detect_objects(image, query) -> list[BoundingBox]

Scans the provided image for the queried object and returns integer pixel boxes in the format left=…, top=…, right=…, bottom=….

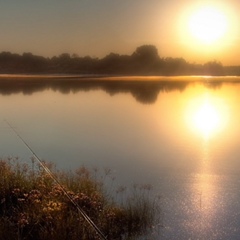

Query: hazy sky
left=1, top=0, right=240, bottom=65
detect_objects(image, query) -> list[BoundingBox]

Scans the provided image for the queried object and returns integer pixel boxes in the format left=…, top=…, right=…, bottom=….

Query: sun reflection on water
left=186, top=94, right=228, bottom=140
left=183, top=135, right=220, bottom=237
left=184, top=92, right=230, bottom=236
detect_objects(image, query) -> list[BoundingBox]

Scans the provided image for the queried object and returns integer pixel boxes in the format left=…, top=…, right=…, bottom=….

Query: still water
left=1, top=76, right=240, bottom=239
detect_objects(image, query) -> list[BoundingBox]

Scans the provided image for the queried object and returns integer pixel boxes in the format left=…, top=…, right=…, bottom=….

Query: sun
left=188, top=6, right=228, bottom=45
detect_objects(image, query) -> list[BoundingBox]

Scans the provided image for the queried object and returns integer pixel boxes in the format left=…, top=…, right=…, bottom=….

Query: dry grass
left=0, top=157, right=160, bottom=240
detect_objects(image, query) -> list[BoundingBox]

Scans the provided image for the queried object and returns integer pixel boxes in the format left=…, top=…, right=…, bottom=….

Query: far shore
left=0, top=74, right=240, bottom=83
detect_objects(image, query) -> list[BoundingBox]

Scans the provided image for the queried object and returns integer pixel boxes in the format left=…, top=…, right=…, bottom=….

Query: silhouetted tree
left=130, top=45, right=162, bottom=74
left=99, top=53, right=121, bottom=73
left=132, top=45, right=159, bottom=62
left=203, top=60, right=224, bottom=76
left=0, top=46, right=237, bottom=76
left=224, top=66, right=240, bottom=76
left=162, top=57, right=188, bottom=75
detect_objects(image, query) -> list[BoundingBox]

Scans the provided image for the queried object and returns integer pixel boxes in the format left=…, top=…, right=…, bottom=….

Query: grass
left=0, top=157, right=161, bottom=240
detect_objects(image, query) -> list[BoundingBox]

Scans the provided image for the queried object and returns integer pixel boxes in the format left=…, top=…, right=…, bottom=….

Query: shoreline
left=0, top=74, right=240, bottom=83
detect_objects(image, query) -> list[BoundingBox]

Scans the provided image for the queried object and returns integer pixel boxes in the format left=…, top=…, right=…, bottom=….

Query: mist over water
left=1, top=76, right=240, bottom=239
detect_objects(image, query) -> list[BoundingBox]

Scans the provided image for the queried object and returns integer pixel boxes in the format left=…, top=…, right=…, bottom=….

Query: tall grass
left=0, top=157, right=161, bottom=240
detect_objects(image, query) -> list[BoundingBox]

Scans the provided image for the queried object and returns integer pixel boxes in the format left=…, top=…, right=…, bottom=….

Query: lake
left=1, top=76, right=240, bottom=239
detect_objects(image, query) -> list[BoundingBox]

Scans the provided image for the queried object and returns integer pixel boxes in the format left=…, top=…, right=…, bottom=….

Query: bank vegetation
left=0, top=157, right=160, bottom=240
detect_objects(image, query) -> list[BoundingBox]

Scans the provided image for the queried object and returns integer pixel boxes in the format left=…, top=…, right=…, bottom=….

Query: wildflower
left=12, top=188, right=21, bottom=195
left=43, top=201, right=63, bottom=212
left=18, top=198, right=25, bottom=202
left=67, top=190, right=74, bottom=196
left=50, top=185, right=64, bottom=197
left=105, top=207, right=125, bottom=223
left=28, top=189, right=42, bottom=203
left=17, top=213, right=29, bottom=228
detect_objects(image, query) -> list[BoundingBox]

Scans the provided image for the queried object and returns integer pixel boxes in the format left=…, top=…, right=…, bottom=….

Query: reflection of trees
left=0, top=77, right=238, bottom=104
left=202, top=81, right=223, bottom=90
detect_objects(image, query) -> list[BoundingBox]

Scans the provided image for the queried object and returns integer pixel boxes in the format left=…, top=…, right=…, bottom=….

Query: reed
left=0, top=157, right=160, bottom=240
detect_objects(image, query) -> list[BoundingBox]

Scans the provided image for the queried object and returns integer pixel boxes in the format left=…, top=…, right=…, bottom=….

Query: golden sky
left=1, top=0, right=239, bottom=65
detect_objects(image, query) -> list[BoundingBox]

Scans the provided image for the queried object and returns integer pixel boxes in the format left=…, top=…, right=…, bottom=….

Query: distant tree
left=97, top=53, right=133, bottom=74
left=132, top=45, right=159, bottom=62
left=59, top=53, right=71, bottom=59
left=98, top=53, right=120, bottom=73
left=130, top=45, right=161, bottom=74
left=78, top=56, right=98, bottom=74
left=102, top=53, right=120, bottom=65
left=163, top=57, right=188, bottom=75
left=51, top=53, right=72, bottom=73
left=72, top=53, right=79, bottom=58
left=204, top=60, right=224, bottom=76
left=0, top=46, right=232, bottom=75
left=1, top=52, right=48, bottom=73
left=224, top=66, right=240, bottom=76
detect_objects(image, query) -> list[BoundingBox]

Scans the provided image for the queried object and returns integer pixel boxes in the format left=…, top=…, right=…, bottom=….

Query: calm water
left=1, top=76, right=240, bottom=239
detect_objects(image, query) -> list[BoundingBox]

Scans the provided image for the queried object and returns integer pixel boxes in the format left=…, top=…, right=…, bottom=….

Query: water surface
left=1, top=76, right=240, bottom=239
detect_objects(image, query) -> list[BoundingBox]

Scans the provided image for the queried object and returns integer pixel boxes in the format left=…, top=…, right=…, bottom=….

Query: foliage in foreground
left=0, top=158, right=160, bottom=240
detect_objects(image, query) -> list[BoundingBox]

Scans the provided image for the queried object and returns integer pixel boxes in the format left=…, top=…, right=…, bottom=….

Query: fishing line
left=4, top=119, right=107, bottom=240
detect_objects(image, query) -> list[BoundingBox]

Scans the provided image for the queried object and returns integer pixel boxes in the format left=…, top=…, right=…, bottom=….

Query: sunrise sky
left=1, top=0, right=240, bottom=65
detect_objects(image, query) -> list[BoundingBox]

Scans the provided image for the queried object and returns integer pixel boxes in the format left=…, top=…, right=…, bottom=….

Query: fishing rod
left=5, top=120, right=107, bottom=240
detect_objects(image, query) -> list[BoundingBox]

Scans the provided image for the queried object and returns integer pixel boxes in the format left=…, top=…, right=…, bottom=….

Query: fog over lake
left=1, top=76, right=240, bottom=239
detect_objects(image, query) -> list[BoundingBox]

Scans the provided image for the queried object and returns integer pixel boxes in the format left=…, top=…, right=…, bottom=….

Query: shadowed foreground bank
left=0, top=158, right=160, bottom=240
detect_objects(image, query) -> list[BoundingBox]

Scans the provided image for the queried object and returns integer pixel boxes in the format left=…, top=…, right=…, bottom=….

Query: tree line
left=0, top=45, right=239, bottom=76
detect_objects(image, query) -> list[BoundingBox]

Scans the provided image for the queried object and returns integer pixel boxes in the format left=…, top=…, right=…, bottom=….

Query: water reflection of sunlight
left=192, top=141, right=219, bottom=236
left=186, top=94, right=227, bottom=140
left=184, top=138, right=218, bottom=236
left=198, top=142, right=213, bottom=210
left=184, top=93, right=228, bottom=236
